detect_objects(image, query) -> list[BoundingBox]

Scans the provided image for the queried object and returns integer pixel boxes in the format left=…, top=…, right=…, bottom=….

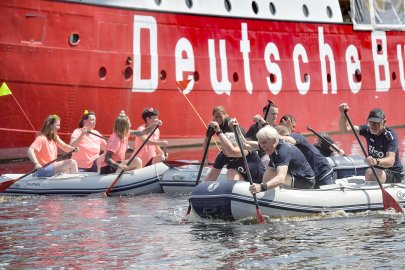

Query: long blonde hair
left=39, top=114, right=60, bottom=141
left=114, top=114, right=130, bottom=140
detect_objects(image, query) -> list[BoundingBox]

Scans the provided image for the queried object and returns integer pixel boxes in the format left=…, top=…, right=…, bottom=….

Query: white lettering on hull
left=293, top=43, right=310, bottom=95
left=345, top=44, right=361, bottom=94
left=396, top=44, right=405, bottom=91
left=131, top=16, right=403, bottom=97
left=240, top=23, right=253, bottom=94
left=372, top=31, right=390, bottom=92
left=208, top=39, right=231, bottom=95
left=265, top=42, right=282, bottom=95
left=319, top=27, right=337, bottom=94
left=175, top=38, right=195, bottom=94
left=133, top=15, right=158, bottom=92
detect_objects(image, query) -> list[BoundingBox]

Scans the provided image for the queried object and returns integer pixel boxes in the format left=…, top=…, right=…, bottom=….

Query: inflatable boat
left=0, top=163, right=169, bottom=196
left=189, top=177, right=405, bottom=221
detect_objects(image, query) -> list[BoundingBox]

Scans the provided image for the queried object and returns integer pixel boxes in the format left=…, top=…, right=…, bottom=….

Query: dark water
left=1, top=132, right=405, bottom=269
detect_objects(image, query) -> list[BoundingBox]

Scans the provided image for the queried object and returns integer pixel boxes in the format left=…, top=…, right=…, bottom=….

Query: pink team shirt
left=30, top=135, right=58, bottom=165
left=99, top=133, right=128, bottom=167
left=133, top=125, right=160, bottom=165
left=71, top=128, right=103, bottom=169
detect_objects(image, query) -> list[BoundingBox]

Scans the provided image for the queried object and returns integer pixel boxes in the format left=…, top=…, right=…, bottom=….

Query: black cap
left=367, top=108, right=385, bottom=122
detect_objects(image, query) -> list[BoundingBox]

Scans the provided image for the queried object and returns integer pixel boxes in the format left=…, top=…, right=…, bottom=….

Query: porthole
left=269, top=73, right=276, bottom=84
left=160, top=70, right=167, bottom=80
left=355, top=69, right=362, bottom=82
left=303, top=4, right=309, bottom=17
left=123, top=66, right=133, bottom=80
left=233, top=72, right=239, bottom=82
left=185, top=0, right=193, bottom=9
left=99, top=67, right=107, bottom=80
left=69, top=33, right=80, bottom=46
left=193, top=71, right=200, bottom=82
left=224, top=0, right=231, bottom=12
left=154, top=0, right=162, bottom=6
left=252, top=1, right=259, bottom=14
left=392, top=71, right=397, bottom=81
left=377, top=44, right=383, bottom=54
left=304, top=73, right=309, bottom=83
left=326, top=6, right=333, bottom=18
left=269, top=2, right=276, bottom=15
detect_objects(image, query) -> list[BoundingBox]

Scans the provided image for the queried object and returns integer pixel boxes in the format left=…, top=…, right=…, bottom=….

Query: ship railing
left=351, top=0, right=405, bottom=31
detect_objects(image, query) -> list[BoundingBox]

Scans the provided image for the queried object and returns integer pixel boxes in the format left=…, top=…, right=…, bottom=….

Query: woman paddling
left=99, top=111, right=162, bottom=174
left=204, top=119, right=264, bottom=183
left=70, top=110, right=107, bottom=172
left=27, top=114, right=79, bottom=177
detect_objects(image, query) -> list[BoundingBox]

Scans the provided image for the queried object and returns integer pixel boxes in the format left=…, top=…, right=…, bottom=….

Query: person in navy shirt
left=249, top=126, right=315, bottom=194
left=204, top=120, right=264, bottom=183
left=339, top=103, right=404, bottom=183
left=275, top=124, right=335, bottom=188
left=313, top=132, right=345, bottom=157
left=245, top=103, right=279, bottom=166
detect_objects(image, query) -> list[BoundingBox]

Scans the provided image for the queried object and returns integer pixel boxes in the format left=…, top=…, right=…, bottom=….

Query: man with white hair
left=249, top=126, right=316, bottom=194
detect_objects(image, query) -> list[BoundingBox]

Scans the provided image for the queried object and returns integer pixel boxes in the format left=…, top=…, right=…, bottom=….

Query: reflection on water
left=1, top=194, right=405, bottom=269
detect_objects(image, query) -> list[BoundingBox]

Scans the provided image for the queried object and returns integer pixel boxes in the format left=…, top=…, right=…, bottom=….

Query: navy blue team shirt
left=359, top=125, right=403, bottom=173
left=290, top=133, right=334, bottom=181
left=268, top=140, right=315, bottom=180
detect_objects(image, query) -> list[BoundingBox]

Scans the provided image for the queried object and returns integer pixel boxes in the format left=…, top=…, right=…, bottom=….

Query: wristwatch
left=376, top=158, right=380, bottom=166
left=260, top=183, right=267, bottom=192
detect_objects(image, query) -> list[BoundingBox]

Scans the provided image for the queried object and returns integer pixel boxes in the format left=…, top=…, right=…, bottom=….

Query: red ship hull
left=1, top=0, right=404, bottom=159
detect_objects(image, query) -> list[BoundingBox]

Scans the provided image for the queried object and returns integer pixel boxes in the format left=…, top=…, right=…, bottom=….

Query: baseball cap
left=367, top=108, right=385, bottom=122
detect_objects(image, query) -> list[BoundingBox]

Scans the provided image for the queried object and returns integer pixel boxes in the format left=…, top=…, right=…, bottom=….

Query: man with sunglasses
left=339, top=103, right=404, bottom=183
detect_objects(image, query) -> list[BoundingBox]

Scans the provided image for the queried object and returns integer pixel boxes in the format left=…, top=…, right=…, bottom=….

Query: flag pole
left=1, top=82, right=36, bottom=132
left=176, top=80, right=221, bottom=151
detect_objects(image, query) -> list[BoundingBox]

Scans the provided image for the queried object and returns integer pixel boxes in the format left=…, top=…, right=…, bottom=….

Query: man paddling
left=249, top=126, right=316, bottom=194
left=338, top=103, right=404, bottom=183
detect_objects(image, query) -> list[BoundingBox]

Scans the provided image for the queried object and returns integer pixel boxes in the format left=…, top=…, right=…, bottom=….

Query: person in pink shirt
left=70, top=110, right=107, bottom=172
left=99, top=111, right=162, bottom=174
left=27, top=114, right=79, bottom=177
left=133, top=107, right=168, bottom=167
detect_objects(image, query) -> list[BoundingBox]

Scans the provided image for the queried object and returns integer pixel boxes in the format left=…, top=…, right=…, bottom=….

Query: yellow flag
left=0, top=82, right=12, bottom=97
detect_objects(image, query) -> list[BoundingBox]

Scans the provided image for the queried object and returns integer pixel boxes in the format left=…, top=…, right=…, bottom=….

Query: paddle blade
left=256, top=209, right=266, bottom=224
left=186, top=204, right=192, bottom=215
left=0, top=179, right=18, bottom=192
left=382, top=189, right=404, bottom=213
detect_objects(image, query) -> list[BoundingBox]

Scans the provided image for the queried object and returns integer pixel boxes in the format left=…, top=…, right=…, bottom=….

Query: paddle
left=233, top=124, right=266, bottom=224
left=104, top=125, right=159, bottom=196
left=87, top=130, right=108, bottom=141
left=263, top=100, right=273, bottom=124
left=163, top=160, right=214, bottom=168
left=0, top=149, right=76, bottom=192
left=87, top=130, right=134, bottom=152
left=186, top=127, right=214, bottom=215
left=343, top=110, right=403, bottom=213
left=307, top=126, right=344, bottom=155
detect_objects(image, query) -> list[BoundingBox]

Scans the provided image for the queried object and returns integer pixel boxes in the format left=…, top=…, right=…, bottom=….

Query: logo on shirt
left=237, top=166, right=246, bottom=174
left=368, top=145, right=384, bottom=158
left=207, top=182, right=220, bottom=192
